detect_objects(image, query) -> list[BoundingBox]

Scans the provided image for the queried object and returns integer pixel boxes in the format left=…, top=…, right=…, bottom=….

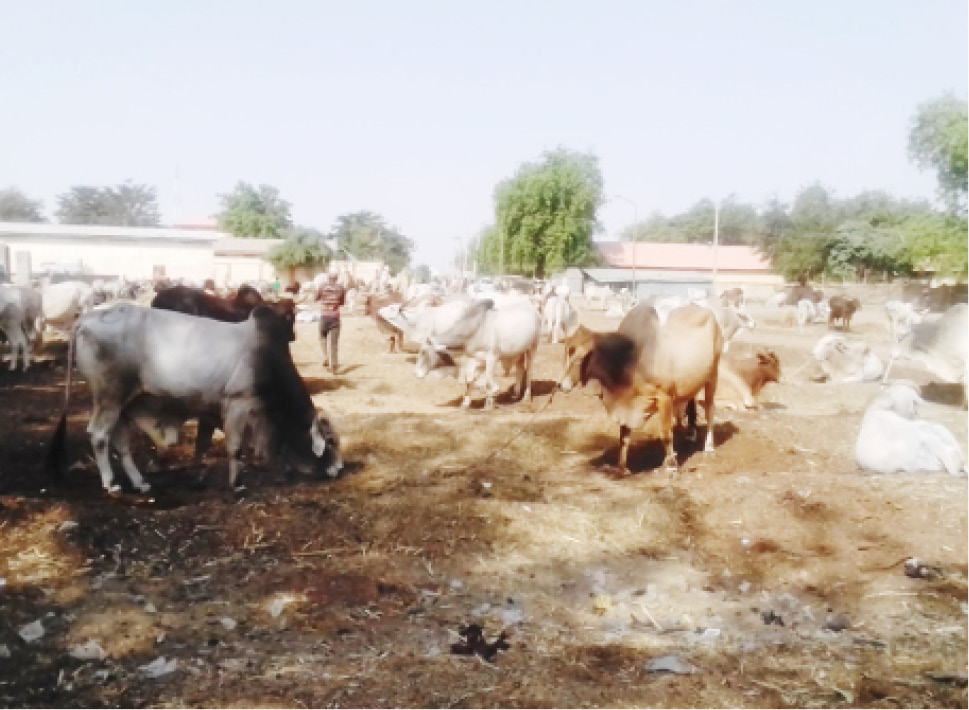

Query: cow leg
left=111, top=422, right=151, bottom=493
left=195, top=419, right=215, bottom=459
left=483, top=354, right=499, bottom=410
left=223, top=402, right=249, bottom=491
left=522, top=350, right=533, bottom=402
left=701, top=378, right=717, bottom=454
left=656, top=393, right=677, bottom=471
left=618, top=424, right=632, bottom=473
left=88, top=408, right=123, bottom=493
left=684, top=399, right=698, bottom=442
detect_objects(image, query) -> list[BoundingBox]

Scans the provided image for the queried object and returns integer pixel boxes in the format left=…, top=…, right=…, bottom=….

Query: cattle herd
left=0, top=273, right=966, bottom=495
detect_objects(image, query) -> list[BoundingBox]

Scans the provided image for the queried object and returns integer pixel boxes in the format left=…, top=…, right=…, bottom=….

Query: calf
left=716, top=349, right=781, bottom=409
left=49, top=304, right=341, bottom=493
left=828, top=296, right=861, bottom=331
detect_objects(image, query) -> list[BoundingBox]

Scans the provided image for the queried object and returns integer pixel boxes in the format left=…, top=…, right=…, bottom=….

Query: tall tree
left=908, top=94, right=968, bottom=215
left=55, top=182, right=160, bottom=226
left=266, top=226, right=332, bottom=270
left=0, top=187, right=45, bottom=222
left=330, top=211, right=413, bottom=274
left=494, top=147, right=604, bottom=277
left=217, top=182, right=293, bottom=238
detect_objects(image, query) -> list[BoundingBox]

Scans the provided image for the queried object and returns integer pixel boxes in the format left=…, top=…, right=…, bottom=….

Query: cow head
left=415, top=338, right=455, bottom=379
left=304, top=411, right=343, bottom=478
left=560, top=326, right=598, bottom=392
left=754, top=349, right=781, bottom=387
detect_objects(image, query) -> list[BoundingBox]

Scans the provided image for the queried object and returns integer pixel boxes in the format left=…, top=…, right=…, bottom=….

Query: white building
left=0, top=222, right=281, bottom=286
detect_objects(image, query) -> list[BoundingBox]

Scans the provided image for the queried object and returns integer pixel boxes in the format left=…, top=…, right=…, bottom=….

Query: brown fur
left=716, top=349, right=781, bottom=409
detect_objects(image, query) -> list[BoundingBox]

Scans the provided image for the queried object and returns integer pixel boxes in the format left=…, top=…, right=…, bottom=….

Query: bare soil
left=0, top=302, right=966, bottom=708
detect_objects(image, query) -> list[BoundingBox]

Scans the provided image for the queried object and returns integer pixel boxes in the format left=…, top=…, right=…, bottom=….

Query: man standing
left=316, top=272, right=346, bottom=374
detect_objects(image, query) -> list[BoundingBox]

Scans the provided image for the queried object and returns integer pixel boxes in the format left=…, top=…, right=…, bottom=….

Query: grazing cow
left=885, top=300, right=927, bottom=346
left=42, top=281, right=94, bottom=330
left=887, top=303, right=967, bottom=403
left=571, top=304, right=723, bottom=472
left=855, top=383, right=965, bottom=476
left=828, top=296, right=861, bottom=331
left=152, top=284, right=296, bottom=341
left=720, top=288, right=745, bottom=308
left=49, top=304, right=341, bottom=493
left=811, top=334, right=884, bottom=383
left=410, top=299, right=541, bottom=410
left=715, top=349, right=781, bottom=410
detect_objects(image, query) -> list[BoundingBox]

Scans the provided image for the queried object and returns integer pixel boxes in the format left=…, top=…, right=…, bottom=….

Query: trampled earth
left=0, top=302, right=966, bottom=708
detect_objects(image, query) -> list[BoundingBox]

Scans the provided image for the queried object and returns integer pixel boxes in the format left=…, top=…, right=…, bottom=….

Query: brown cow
left=570, top=304, right=723, bottom=473
left=828, top=295, right=861, bottom=331
left=715, top=349, right=781, bottom=409
left=720, top=287, right=745, bottom=308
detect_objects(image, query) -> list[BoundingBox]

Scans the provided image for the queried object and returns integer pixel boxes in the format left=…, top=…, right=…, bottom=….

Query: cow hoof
left=136, top=483, right=152, bottom=493
left=704, top=444, right=715, bottom=454
left=460, top=397, right=471, bottom=409
left=105, top=484, right=122, bottom=495
left=325, top=464, right=341, bottom=478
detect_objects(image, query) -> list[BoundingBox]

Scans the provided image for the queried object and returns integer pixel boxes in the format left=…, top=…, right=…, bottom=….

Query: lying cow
left=811, top=334, right=883, bottom=383
left=152, top=284, right=297, bottom=341
left=569, top=304, right=722, bottom=473
left=855, top=383, right=965, bottom=476
left=49, top=304, right=341, bottom=493
left=715, top=349, right=781, bottom=410
left=407, top=299, right=541, bottom=410
left=886, top=303, right=966, bottom=405
left=828, top=295, right=861, bottom=331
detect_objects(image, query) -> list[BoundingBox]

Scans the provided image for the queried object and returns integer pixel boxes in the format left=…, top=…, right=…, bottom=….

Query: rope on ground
left=478, top=370, right=571, bottom=466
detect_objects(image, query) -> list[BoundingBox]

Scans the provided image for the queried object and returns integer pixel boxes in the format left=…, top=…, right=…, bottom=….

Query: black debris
left=761, top=610, right=785, bottom=626
left=450, top=623, right=510, bottom=662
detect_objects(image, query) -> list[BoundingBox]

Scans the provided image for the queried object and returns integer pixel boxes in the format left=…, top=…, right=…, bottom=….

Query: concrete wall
left=213, top=257, right=277, bottom=287
left=2, top=235, right=216, bottom=282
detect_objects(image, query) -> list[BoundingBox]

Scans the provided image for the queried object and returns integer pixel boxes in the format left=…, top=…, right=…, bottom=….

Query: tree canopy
left=55, top=182, right=160, bottom=226
left=908, top=94, right=968, bottom=215
left=330, top=211, right=414, bottom=274
left=266, top=226, right=332, bottom=270
left=478, top=148, right=603, bottom=277
left=0, top=187, right=45, bottom=223
left=217, top=182, right=293, bottom=238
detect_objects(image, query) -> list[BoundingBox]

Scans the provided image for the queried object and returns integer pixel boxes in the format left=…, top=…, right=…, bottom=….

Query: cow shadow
left=303, top=376, right=357, bottom=394
left=920, top=382, right=966, bottom=407
left=588, top=422, right=740, bottom=475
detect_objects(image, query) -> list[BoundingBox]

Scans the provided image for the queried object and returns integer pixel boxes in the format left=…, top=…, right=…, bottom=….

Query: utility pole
left=612, top=194, right=639, bottom=296
left=712, top=199, right=720, bottom=289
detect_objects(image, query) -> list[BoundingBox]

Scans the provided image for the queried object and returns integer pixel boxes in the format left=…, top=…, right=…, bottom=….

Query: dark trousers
left=320, top=316, right=341, bottom=372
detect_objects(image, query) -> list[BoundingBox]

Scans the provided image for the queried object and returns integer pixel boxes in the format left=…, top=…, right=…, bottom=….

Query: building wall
left=1, top=235, right=216, bottom=281
left=213, top=257, right=277, bottom=287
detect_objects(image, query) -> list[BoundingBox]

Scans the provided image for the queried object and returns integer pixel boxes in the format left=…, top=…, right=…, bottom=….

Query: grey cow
left=49, top=303, right=341, bottom=493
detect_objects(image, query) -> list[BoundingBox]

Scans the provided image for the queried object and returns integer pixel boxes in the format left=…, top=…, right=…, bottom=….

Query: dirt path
left=0, top=304, right=965, bottom=707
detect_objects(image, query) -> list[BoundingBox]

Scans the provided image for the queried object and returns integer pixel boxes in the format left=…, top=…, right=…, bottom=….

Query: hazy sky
left=2, top=1, right=966, bottom=270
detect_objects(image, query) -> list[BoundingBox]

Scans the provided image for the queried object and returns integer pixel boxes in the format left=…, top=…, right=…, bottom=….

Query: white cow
left=409, top=299, right=541, bottom=410
left=543, top=293, right=579, bottom=343
left=812, top=334, right=884, bottom=383
left=0, top=285, right=44, bottom=370
left=42, top=281, right=95, bottom=331
left=855, top=383, right=966, bottom=476
left=583, top=283, right=613, bottom=309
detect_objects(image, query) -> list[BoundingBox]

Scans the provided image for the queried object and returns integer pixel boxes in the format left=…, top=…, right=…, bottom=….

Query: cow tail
left=45, top=321, right=78, bottom=482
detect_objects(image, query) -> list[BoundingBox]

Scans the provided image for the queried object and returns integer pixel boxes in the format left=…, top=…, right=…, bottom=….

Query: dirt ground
left=0, top=299, right=966, bottom=708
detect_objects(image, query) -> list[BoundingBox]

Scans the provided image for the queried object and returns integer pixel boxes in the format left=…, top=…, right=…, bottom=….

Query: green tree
left=898, top=212, right=968, bottom=277
left=413, top=264, right=432, bottom=283
left=217, top=182, right=293, bottom=238
left=266, top=226, right=331, bottom=270
left=0, top=187, right=45, bottom=222
left=908, top=94, right=968, bottom=215
left=55, top=182, right=160, bottom=226
left=330, top=211, right=413, bottom=274
left=494, top=147, right=604, bottom=277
